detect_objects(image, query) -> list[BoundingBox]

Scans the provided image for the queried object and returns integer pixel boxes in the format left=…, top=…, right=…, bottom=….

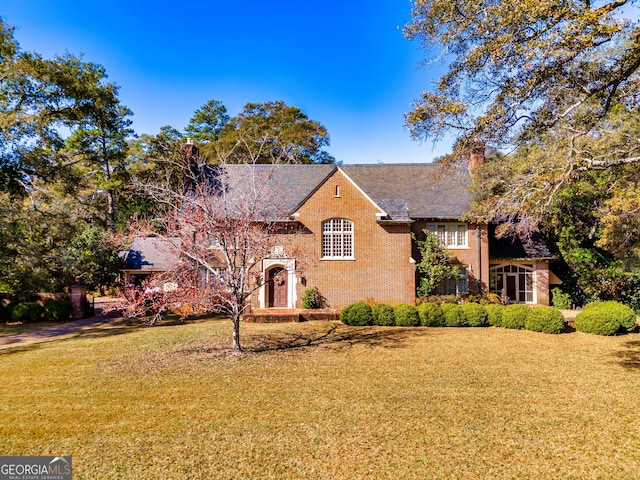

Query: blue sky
left=3, top=0, right=452, bottom=164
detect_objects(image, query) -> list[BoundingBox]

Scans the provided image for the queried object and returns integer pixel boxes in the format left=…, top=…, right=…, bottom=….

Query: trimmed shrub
left=372, top=304, right=396, bottom=326
left=485, top=304, right=504, bottom=327
left=11, top=302, right=43, bottom=323
left=418, top=302, right=444, bottom=327
left=525, top=306, right=565, bottom=334
left=44, top=299, right=73, bottom=322
left=301, top=286, right=323, bottom=309
left=441, top=303, right=467, bottom=327
left=340, top=303, right=373, bottom=326
left=551, top=287, right=572, bottom=310
left=574, top=301, right=637, bottom=336
left=501, top=305, right=530, bottom=330
left=395, top=304, right=420, bottom=327
left=460, top=302, right=488, bottom=327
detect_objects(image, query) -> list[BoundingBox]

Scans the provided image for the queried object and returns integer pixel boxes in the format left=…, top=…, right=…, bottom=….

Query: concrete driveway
left=0, top=297, right=121, bottom=350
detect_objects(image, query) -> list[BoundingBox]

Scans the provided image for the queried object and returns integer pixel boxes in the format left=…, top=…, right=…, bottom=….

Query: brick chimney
left=181, top=138, right=200, bottom=193
left=468, top=139, right=485, bottom=172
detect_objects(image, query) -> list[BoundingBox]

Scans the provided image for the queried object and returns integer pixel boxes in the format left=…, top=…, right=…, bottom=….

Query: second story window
left=322, top=218, right=354, bottom=259
left=426, top=223, right=468, bottom=248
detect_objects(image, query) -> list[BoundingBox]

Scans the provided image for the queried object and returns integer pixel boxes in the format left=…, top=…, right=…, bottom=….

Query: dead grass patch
left=1, top=320, right=640, bottom=479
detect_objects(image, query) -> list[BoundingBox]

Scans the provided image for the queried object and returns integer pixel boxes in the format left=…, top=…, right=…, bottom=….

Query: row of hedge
left=340, top=302, right=566, bottom=334
left=340, top=301, right=639, bottom=336
left=1, top=300, right=73, bottom=323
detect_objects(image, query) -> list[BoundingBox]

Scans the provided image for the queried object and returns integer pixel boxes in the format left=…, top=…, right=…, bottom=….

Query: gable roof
left=200, top=163, right=472, bottom=221
left=340, top=164, right=472, bottom=220
left=120, top=237, right=181, bottom=271
left=488, top=224, right=552, bottom=260
left=201, top=164, right=334, bottom=217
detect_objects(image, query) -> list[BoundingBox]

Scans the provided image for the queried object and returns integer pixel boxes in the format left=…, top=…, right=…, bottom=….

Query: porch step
left=243, top=308, right=340, bottom=323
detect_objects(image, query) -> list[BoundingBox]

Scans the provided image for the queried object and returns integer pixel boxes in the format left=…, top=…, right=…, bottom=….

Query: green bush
left=340, top=303, right=373, bottom=326
left=501, top=305, right=530, bottom=330
left=525, top=306, right=565, bottom=334
left=419, top=295, right=457, bottom=305
left=372, top=304, right=396, bottom=326
left=417, top=302, right=444, bottom=327
left=301, top=286, right=323, bottom=309
left=394, top=304, right=420, bottom=327
left=11, top=302, right=43, bottom=323
left=551, top=287, right=572, bottom=310
left=485, top=304, right=504, bottom=327
left=460, top=302, right=488, bottom=327
left=441, top=303, right=467, bottom=327
left=574, top=301, right=637, bottom=336
left=44, top=299, right=73, bottom=322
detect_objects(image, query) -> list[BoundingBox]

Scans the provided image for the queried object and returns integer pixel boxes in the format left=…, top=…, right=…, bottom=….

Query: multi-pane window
left=489, top=264, right=535, bottom=304
left=322, top=218, right=354, bottom=258
left=436, top=267, right=468, bottom=295
left=426, top=223, right=468, bottom=248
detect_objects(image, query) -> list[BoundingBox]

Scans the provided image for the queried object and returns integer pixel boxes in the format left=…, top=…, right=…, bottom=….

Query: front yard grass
left=1, top=319, right=640, bottom=479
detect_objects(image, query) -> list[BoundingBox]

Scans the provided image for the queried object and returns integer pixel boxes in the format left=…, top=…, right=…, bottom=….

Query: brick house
left=122, top=158, right=555, bottom=310
left=197, top=162, right=553, bottom=310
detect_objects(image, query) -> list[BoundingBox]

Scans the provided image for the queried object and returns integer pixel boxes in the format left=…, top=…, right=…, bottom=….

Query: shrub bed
left=394, top=304, right=420, bottom=327
left=485, top=304, right=504, bottom=327
left=574, top=301, right=637, bottom=336
left=501, top=305, right=530, bottom=330
left=11, top=302, right=43, bottom=323
left=460, top=303, right=488, bottom=327
left=340, top=303, right=373, bottom=326
left=525, top=306, right=565, bottom=334
left=372, top=304, right=395, bottom=326
left=417, top=302, right=444, bottom=327
left=441, top=303, right=467, bottom=327
left=44, top=299, right=73, bottom=322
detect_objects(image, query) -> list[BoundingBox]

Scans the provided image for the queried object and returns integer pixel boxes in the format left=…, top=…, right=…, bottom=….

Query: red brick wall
left=411, top=222, right=490, bottom=294
left=292, top=169, right=415, bottom=308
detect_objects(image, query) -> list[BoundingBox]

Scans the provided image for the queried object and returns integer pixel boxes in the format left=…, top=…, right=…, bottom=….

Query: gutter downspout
left=477, top=225, right=483, bottom=292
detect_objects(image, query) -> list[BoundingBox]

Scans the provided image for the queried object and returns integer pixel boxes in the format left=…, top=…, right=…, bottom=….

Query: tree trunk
left=232, top=314, right=242, bottom=353
left=106, top=188, right=116, bottom=233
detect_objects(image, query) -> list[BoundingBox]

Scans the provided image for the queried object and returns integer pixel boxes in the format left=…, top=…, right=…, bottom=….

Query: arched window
left=322, top=218, right=354, bottom=259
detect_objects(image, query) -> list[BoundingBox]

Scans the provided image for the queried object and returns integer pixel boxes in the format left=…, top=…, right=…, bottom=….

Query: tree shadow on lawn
left=177, top=323, right=439, bottom=357
left=0, top=314, right=227, bottom=356
left=612, top=340, right=640, bottom=370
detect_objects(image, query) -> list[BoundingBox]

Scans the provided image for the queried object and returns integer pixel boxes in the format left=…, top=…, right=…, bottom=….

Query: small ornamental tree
left=115, top=141, right=307, bottom=353
left=415, top=230, right=461, bottom=297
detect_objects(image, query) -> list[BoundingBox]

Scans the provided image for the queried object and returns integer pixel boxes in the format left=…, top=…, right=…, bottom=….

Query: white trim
left=426, top=222, right=469, bottom=248
left=489, top=262, right=537, bottom=304
left=260, top=258, right=297, bottom=309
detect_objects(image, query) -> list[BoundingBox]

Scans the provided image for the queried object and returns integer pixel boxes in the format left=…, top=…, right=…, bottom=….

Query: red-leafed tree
left=117, top=141, right=304, bottom=353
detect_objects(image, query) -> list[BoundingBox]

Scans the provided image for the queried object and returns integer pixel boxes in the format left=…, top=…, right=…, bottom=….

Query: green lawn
left=1, top=319, right=640, bottom=479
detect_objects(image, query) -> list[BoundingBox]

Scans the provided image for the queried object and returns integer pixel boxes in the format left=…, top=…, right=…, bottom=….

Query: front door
left=268, top=267, right=288, bottom=308
left=506, top=275, right=517, bottom=303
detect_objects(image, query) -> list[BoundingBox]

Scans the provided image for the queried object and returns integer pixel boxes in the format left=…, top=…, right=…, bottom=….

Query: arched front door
left=268, top=267, right=288, bottom=308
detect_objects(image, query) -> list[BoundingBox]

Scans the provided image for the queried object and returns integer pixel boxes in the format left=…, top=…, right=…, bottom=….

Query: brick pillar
left=70, top=277, right=86, bottom=319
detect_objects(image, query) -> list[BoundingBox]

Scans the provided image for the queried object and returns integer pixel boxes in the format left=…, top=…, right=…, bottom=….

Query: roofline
left=290, top=166, right=387, bottom=217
